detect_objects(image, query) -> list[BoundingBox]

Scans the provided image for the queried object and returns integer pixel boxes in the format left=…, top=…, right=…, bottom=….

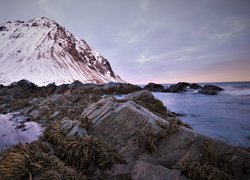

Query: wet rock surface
left=0, top=80, right=248, bottom=180
left=143, top=82, right=224, bottom=95
left=199, top=85, right=224, bottom=95
left=144, top=83, right=165, bottom=92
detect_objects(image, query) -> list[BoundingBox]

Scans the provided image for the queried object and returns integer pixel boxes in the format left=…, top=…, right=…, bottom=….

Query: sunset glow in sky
left=0, top=0, right=250, bottom=84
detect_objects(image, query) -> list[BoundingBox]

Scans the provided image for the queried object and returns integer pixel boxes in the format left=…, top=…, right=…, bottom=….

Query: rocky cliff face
left=0, top=17, right=124, bottom=85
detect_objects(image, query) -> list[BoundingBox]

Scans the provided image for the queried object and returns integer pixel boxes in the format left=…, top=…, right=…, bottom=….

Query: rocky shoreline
left=0, top=80, right=249, bottom=179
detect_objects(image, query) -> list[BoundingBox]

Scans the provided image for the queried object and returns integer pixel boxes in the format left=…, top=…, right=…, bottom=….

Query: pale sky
left=0, top=0, right=250, bottom=84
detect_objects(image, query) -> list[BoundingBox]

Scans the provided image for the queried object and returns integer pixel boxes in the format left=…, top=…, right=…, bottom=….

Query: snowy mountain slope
left=0, top=17, right=125, bottom=86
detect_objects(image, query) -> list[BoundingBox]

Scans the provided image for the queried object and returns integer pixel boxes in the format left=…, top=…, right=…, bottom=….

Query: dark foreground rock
left=199, top=85, right=224, bottom=95
left=0, top=81, right=249, bottom=180
left=144, top=83, right=165, bottom=92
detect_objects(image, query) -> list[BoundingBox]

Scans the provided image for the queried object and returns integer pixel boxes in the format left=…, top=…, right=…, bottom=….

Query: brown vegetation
left=178, top=140, right=234, bottom=179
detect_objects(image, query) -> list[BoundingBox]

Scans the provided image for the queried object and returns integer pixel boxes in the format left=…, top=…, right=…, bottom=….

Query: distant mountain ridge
left=0, top=17, right=125, bottom=86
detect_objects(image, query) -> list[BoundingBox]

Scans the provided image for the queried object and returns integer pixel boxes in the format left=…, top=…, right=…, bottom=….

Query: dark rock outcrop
left=190, top=83, right=202, bottom=90
left=10, top=79, right=37, bottom=89
left=164, top=82, right=202, bottom=93
left=165, top=82, right=190, bottom=92
left=199, top=85, right=224, bottom=95
left=124, top=90, right=170, bottom=119
left=144, top=83, right=165, bottom=92
left=99, top=83, right=142, bottom=95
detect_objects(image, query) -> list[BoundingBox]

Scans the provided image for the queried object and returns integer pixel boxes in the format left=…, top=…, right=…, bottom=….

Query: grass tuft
left=41, top=121, right=126, bottom=174
left=178, top=140, right=234, bottom=179
left=179, top=161, right=233, bottom=180
left=0, top=141, right=81, bottom=180
left=135, top=120, right=179, bottom=153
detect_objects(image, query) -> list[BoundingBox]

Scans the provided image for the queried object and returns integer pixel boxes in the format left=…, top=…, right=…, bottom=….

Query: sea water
left=153, top=82, right=250, bottom=147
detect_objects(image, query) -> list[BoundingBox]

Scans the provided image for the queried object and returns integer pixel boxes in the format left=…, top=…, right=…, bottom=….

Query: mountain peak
left=0, top=17, right=57, bottom=31
left=28, top=17, right=57, bottom=26
left=0, top=18, right=125, bottom=86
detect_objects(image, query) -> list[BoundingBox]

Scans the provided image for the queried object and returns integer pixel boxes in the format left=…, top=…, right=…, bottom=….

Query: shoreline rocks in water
left=144, top=83, right=165, bottom=92
left=199, top=84, right=224, bottom=95
left=143, top=82, right=224, bottom=95
left=0, top=80, right=248, bottom=179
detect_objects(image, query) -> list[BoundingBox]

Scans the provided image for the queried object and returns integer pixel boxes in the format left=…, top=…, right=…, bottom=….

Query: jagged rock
left=61, top=118, right=88, bottom=138
left=54, top=84, right=69, bottom=94
left=10, top=79, right=37, bottom=89
left=190, top=83, right=202, bottom=90
left=28, top=109, right=40, bottom=119
left=199, top=85, right=224, bottom=95
left=124, top=90, right=170, bottom=118
left=132, top=160, right=187, bottom=180
left=124, top=90, right=154, bottom=99
left=165, top=82, right=190, bottom=92
left=100, top=83, right=142, bottom=95
left=48, top=94, right=70, bottom=105
left=29, top=97, right=42, bottom=104
left=67, top=80, right=84, bottom=89
left=144, top=83, right=165, bottom=92
left=164, top=82, right=202, bottom=93
left=39, top=82, right=57, bottom=96
left=50, top=111, right=60, bottom=119
left=82, top=96, right=168, bottom=148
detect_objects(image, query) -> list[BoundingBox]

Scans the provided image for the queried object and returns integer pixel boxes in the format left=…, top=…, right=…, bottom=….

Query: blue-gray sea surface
left=153, top=82, right=250, bottom=147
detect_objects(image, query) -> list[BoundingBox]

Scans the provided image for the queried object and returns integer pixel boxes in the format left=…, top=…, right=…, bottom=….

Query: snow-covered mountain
left=0, top=17, right=125, bottom=86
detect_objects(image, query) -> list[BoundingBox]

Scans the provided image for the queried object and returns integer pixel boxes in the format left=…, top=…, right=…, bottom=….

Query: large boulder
left=10, top=79, right=37, bottom=89
left=132, top=160, right=187, bottom=180
left=144, top=83, right=165, bottom=92
left=100, top=83, right=142, bottom=95
left=165, top=82, right=190, bottom=92
left=61, top=118, right=88, bottom=138
left=189, top=83, right=202, bottom=90
left=124, top=90, right=170, bottom=118
left=199, top=85, right=224, bottom=95
left=164, top=82, right=202, bottom=93
left=48, top=94, right=70, bottom=105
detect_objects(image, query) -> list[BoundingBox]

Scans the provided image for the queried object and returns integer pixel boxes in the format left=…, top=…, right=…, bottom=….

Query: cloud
left=140, top=0, right=150, bottom=11
left=135, top=47, right=197, bottom=63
